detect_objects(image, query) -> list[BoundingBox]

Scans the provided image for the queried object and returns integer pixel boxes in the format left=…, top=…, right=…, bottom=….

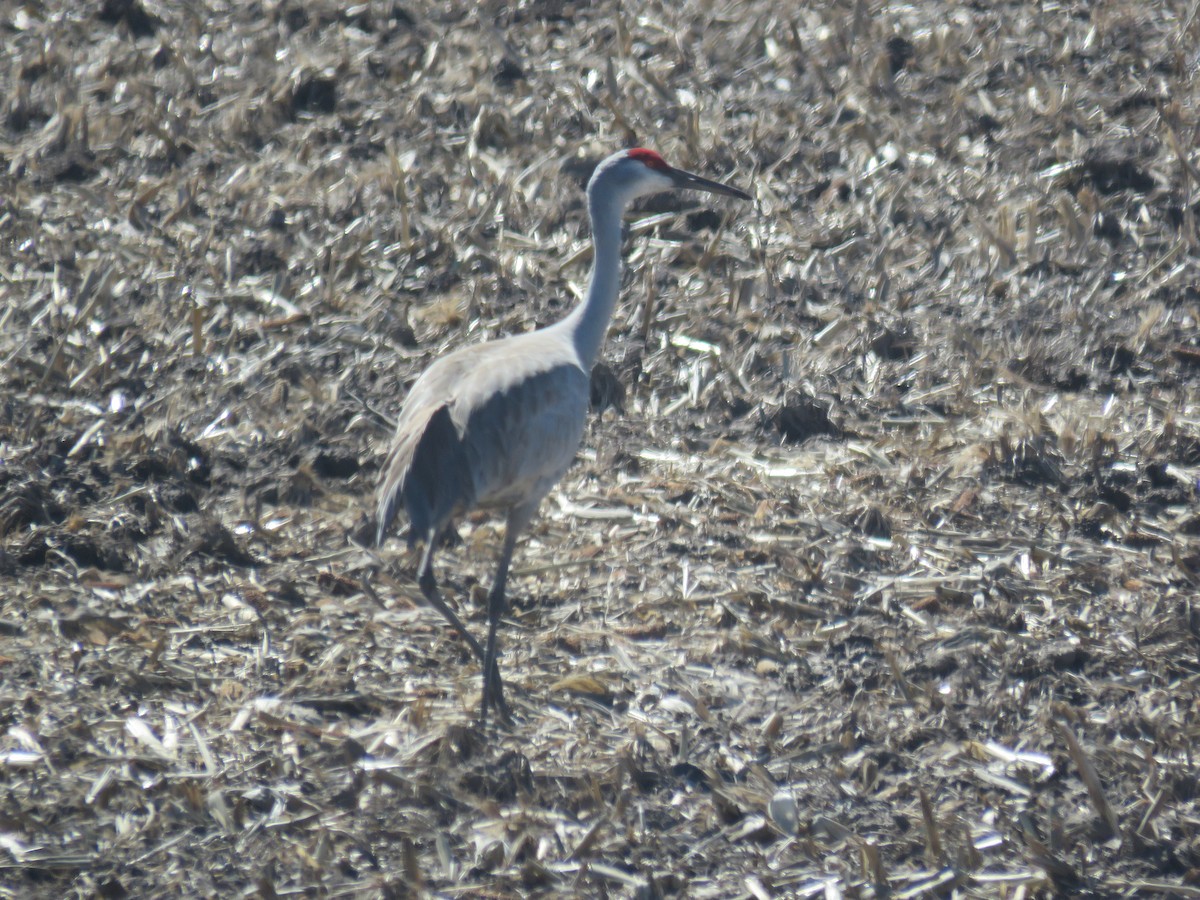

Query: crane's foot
left=478, top=664, right=513, bottom=729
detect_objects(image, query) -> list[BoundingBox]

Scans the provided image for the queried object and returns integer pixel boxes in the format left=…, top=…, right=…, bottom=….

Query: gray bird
left=376, top=147, right=750, bottom=726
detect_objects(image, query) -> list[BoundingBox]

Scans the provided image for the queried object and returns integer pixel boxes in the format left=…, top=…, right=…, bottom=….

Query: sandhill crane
left=376, top=147, right=750, bottom=727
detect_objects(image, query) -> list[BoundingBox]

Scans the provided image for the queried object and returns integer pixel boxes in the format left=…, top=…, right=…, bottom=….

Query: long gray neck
left=561, top=186, right=625, bottom=370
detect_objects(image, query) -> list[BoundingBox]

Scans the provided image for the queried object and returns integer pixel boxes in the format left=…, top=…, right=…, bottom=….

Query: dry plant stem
left=918, top=788, right=943, bottom=863
left=1052, top=717, right=1122, bottom=840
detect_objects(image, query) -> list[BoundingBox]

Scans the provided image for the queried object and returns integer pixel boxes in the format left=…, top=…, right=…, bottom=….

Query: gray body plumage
left=376, top=326, right=589, bottom=548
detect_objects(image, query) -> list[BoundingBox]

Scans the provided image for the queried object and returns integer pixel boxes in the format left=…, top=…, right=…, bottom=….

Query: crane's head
left=589, top=147, right=751, bottom=205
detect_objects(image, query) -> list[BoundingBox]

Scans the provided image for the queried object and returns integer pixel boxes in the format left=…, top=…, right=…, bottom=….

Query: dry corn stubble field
left=3, top=0, right=1200, bottom=896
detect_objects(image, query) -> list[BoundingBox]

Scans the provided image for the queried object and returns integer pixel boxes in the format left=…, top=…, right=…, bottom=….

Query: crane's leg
left=415, top=532, right=511, bottom=722
left=480, top=509, right=529, bottom=729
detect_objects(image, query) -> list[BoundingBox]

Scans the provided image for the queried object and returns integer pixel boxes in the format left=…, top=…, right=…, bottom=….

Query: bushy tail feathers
left=375, top=404, right=467, bottom=548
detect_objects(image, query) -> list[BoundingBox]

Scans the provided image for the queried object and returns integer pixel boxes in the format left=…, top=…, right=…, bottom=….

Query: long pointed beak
left=669, top=165, right=751, bottom=201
